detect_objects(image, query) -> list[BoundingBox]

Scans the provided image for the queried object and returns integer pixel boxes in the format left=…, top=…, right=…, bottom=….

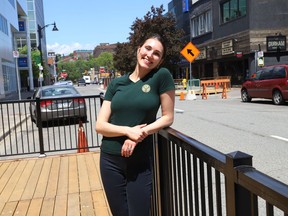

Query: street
left=172, top=89, right=288, bottom=185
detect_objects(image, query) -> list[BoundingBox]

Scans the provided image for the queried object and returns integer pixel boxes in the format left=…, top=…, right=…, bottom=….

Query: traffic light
left=258, top=56, right=264, bottom=67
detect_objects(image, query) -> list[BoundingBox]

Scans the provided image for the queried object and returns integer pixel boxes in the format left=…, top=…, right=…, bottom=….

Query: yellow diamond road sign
left=180, top=42, right=200, bottom=63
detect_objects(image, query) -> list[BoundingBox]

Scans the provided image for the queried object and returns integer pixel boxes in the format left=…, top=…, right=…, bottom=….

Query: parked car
left=83, top=76, right=91, bottom=84
left=241, top=64, right=288, bottom=105
left=77, top=78, right=86, bottom=86
left=29, top=85, right=87, bottom=125
left=53, top=80, right=73, bottom=86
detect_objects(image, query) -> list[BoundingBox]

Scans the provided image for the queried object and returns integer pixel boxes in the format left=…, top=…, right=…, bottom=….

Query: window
left=0, top=14, right=8, bottom=35
left=191, top=10, right=212, bottom=37
left=260, top=68, right=273, bottom=80
left=221, top=0, right=246, bottom=23
left=273, top=67, right=286, bottom=79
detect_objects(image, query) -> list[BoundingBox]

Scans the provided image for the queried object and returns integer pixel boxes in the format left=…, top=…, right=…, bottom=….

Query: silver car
left=29, top=85, right=87, bottom=125
left=53, top=80, right=73, bottom=86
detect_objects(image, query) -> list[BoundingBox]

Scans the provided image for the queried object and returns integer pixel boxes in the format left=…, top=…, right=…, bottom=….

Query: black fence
left=1, top=95, right=288, bottom=215
left=151, top=128, right=288, bottom=216
left=0, top=94, right=102, bottom=158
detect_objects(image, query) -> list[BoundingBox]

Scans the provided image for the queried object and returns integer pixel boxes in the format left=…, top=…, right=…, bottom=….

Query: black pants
left=100, top=151, right=153, bottom=216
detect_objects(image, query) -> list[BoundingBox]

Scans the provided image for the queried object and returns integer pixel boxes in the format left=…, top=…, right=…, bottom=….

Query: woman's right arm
left=95, top=100, right=147, bottom=141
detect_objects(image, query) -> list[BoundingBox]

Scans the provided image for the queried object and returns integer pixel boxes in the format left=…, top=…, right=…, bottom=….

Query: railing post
left=99, top=92, right=104, bottom=106
left=36, top=97, right=46, bottom=157
left=156, top=133, right=173, bottom=216
left=225, top=151, right=253, bottom=216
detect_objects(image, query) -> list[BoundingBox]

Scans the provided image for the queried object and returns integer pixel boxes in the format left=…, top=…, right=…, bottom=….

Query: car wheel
left=272, top=90, right=284, bottom=105
left=241, top=89, right=251, bottom=102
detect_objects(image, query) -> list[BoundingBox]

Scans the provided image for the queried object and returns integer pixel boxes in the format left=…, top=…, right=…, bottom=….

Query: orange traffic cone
left=180, top=92, right=185, bottom=100
left=77, top=121, right=89, bottom=153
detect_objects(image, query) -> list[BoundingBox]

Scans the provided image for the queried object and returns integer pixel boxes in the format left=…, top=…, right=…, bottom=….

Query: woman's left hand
left=121, top=139, right=137, bottom=157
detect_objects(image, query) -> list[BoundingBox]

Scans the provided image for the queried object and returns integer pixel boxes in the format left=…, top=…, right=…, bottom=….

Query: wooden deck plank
left=80, top=191, right=95, bottom=216
left=68, top=156, right=79, bottom=194
left=53, top=195, right=67, bottom=216
left=57, top=156, right=69, bottom=196
left=86, top=154, right=102, bottom=191
left=67, top=193, right=80, bottom=216
left=0, top=152, right=111, bottom=216
left=9, top=159, right=36, bottom=202
left=1, top=201, right=17, bottom=215
left=0, top=161, right=19, bottom=194
left=0, top=160, right=27, bottom=203
left=0, top=162, right=10, bottom=178
left=77, top=154, right=91, bottom=192
left=34, top=158, right=52, bottom=199
left=40, top=197, right=55, bottom=216
left=45, top=157, right=60, bottom=198
left=14, top=199, right=30, bottom=216
left=26, top=198, right=42, bottom=216
left=21, top=159, right=44, bottom=200
left=92, top=190, right=111, bottom=216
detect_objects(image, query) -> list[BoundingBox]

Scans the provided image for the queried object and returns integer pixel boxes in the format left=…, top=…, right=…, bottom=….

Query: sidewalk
left=0, top=90, right=34, bottom=102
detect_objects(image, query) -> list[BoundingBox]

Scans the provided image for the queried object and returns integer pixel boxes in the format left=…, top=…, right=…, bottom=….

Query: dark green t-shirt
left=101, top=67, right=175, bottom=155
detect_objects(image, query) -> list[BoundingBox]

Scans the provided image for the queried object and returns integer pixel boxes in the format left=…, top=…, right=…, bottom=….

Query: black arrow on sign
left=187, top=49, right=194, bottom=56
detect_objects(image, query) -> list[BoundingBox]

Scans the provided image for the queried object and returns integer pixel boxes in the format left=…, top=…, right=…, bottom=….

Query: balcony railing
left=1, top=95, right=287, bottom=215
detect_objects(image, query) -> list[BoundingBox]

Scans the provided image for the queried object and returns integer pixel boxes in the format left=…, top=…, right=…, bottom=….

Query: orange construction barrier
left=201, top=84, right=208, bottom=99
left=179, top=92, right=185, bottom=100
left=222, top=82, right=227, bottom=99
left=77, top=121, right=89, bottom=153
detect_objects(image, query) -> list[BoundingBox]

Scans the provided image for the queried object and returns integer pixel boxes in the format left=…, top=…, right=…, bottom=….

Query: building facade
left=171, top=0, right=288, bottom=86
left=0, top=0, right=29, bottom=99
left=0, top=0, right=48, bottom=99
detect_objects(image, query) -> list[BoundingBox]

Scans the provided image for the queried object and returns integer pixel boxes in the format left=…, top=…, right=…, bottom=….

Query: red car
left=241, top=64, right=288, bottom=105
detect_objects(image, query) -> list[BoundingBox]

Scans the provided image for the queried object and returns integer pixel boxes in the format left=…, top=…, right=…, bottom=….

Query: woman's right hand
left=126, top=124, right=148, bottom=143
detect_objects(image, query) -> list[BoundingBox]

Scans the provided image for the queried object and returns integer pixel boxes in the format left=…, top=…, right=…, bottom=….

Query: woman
left=96, top=33, right=175, bottom=216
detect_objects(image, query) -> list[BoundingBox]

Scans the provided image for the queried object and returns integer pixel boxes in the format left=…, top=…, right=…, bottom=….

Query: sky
left=43, top=0, right=170, bottom=55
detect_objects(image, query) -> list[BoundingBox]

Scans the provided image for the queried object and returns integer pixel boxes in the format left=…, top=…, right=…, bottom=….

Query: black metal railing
left=0, top=94, right=102, bottom=158
left=1, top=96, right=288, bottom=215
left=151, top=127, right=288, bottom=216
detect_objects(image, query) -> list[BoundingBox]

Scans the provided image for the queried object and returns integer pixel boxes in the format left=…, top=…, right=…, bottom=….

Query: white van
left=83, top=76, right=91, bottom=84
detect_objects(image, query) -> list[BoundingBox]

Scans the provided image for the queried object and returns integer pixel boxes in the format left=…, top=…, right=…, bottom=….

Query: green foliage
left=18, top=46, right=49, bottom=80
left=94, top=52, right=114, bottom=70
left=113, top=5, right=184, bottom=73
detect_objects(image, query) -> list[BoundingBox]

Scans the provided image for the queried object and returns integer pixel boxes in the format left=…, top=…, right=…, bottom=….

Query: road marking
left=174, top=108, right=184, bottom=113
left=270, top=135, right=288, bottom=142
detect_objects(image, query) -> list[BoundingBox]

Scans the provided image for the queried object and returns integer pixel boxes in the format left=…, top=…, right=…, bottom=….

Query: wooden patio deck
left=0, top=151, right=111, bottom=216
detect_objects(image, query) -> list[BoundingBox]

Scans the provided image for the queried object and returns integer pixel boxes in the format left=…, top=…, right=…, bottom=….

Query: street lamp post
left=37, top=22, right=58, bottom=86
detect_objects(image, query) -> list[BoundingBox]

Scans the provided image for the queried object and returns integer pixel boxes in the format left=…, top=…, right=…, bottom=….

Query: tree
left=94, top=52, right=114, bottom=71
left=18, top=45, right=49, bottom=85
left=113, top=5, right=184, bottom=73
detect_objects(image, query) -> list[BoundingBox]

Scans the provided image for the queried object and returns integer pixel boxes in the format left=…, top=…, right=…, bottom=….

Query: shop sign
left=266, top=35, right=286, bottom=51
left=18, top=21, right=25, bottom=31
left=235, top=52, right=243, bottom=58
left=18, top=57, right=28, bottom=67
left=196, top=48, right=206, bottom=60
left=182, top=0, right=189, bottom=12
left=221, top=40, right=234, bottom=55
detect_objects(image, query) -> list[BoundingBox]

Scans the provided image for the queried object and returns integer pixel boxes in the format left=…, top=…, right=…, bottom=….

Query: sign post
left=13, top=51, right=21, bottom=100
left=38, top=64, right=43, bottom=87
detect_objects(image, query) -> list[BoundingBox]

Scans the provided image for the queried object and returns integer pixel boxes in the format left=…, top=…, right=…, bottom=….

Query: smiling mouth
left=143, top=57, right=152, bottom=65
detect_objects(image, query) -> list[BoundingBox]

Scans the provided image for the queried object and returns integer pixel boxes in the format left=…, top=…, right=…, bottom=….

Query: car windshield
left=41, top=87, right=78, bottom=97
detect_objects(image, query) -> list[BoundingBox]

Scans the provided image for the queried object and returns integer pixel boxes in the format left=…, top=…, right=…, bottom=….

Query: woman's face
left=137, top=38, right=164, bottom=70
